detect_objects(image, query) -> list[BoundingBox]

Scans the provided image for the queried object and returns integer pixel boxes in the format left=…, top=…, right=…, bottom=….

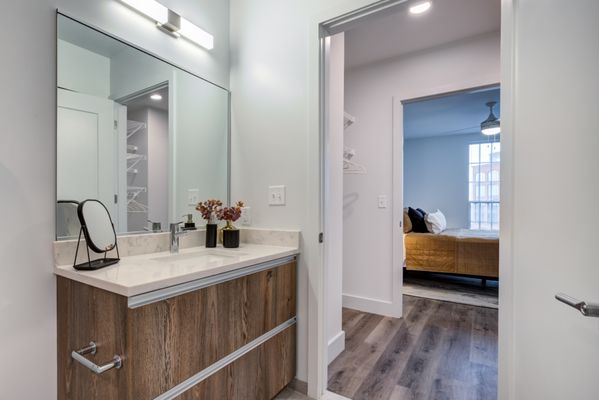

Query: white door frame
left=497, top=1, right=515, bottom=398
left=308, top=0, right=516, bottom=398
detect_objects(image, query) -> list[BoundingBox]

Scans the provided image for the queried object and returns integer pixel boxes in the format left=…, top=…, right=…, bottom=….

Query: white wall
left=230, top=0, right=310, bottom=381
left=173, top=71, right=229, bottom=222
left=404, top=133, right=485, bottom=229
left=324, top=33, right=345, bottom=365
left=501, top=1, right=599, bottom=399
left=228, top=0, right=500, bottom=388
left=57, top=40, right=111, bottom=97
left=342, top=32, right=500, bottom=316
left=0, top=1, right=229, bottom=398
left=230, top=1, right=371, bottom=386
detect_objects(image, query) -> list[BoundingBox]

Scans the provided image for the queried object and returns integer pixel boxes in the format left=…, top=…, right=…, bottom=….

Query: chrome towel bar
left=71, top=342, right=122, bottom=374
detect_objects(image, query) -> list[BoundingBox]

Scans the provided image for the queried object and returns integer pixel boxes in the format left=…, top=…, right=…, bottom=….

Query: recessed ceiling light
left=409, top=1, right=432, bottom=15
left=150, top=94, right=162, bottom=101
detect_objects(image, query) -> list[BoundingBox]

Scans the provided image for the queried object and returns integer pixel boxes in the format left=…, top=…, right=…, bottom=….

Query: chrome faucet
left=169, top=222, right=187, bottom=253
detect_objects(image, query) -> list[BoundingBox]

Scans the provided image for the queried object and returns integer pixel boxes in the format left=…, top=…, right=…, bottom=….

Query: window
left=469, top=142, right=500, bottom=230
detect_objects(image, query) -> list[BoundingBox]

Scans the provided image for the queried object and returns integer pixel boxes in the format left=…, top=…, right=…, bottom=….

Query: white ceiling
left=403, top=86, right=500, bottom=139
left=345, top=0, right=501, bottom=69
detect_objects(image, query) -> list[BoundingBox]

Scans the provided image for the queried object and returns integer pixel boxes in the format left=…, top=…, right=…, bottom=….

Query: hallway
left=328, top=296, right=498, bottom=400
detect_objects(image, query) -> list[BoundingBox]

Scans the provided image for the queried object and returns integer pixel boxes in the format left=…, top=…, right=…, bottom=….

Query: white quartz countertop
left=54, top=243, right=299, bottom=297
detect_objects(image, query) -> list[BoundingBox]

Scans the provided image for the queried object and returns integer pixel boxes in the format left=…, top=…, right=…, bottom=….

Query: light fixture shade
left=481, top=124, right=500, bottom=136
left=481, top=101, right=500, bottom=136
left=179, top=18, right=214, bottom=50
left=119, top=0, right=214, bottom=50
left=120, top=0, right=168, bottom=24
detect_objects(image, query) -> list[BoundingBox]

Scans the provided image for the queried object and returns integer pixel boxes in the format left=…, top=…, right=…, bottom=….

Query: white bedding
left=440, top=228, right=499, bottom=240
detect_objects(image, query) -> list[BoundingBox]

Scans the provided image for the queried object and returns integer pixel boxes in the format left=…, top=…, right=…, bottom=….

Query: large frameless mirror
left=55, top=13, right=230, bottom=239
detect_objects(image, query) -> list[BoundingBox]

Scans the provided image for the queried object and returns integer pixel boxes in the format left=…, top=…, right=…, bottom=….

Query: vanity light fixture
left=409, top=1, right=432, bottom=15
left=121, top=0, right=168, bottom=24
left=119, top=0, right=214, bottom=50
left=150, top=94, right=162, bottom=101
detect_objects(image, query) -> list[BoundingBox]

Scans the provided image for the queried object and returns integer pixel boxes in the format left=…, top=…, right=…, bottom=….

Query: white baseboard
left=342, top=293, right=402, bottom=318
left=327, top=330, right=345, bottom=364
left=323, top=390, right=352, bottom=400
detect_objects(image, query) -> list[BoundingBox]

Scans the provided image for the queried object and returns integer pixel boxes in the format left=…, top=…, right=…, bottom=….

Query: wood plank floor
left=328, top=296, right=498, bottom=400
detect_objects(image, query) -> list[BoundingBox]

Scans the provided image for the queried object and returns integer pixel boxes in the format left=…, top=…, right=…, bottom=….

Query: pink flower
left=195, top=199, right=223, bottom=222
left=217, top=201, right=245, bottom=222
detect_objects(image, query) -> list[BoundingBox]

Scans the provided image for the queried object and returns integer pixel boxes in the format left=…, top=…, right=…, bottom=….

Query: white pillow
left=425, top=209, right=447, bottom=234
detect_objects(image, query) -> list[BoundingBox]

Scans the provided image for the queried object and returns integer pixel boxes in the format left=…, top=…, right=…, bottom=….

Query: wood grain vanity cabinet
left=57, top=258, right=297, bottom=400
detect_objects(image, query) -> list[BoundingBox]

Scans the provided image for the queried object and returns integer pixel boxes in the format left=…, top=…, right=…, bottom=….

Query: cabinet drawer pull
left=71, top=342, right=122, bottom=374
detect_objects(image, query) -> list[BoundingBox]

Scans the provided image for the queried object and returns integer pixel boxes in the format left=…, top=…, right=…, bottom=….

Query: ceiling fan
left=480, top=101, right=501, bottom=136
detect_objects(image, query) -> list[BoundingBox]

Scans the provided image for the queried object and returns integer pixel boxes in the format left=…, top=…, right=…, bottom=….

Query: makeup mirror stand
left=73, top=226, right=121, bottom=271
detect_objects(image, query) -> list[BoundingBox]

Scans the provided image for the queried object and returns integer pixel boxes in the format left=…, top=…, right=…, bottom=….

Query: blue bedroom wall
left=404, top=133, right=487, bottom=229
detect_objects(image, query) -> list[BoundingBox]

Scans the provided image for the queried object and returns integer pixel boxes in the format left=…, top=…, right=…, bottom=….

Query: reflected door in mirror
left=57, top=89, right=116, bottom=230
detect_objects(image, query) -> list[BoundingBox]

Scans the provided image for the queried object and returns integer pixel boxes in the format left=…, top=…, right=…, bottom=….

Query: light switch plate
left=268, top=185, right=286, bottom=206
left=187, top=189, right=199, bottom=206
left=378, top=195, right=388, bottom=209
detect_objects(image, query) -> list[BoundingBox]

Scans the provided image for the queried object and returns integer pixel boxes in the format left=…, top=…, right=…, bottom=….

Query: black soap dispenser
left=182, top=214, right=197, bottom=231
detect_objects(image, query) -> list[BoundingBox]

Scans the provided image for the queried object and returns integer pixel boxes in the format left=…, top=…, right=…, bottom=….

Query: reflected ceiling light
left=481, top=101, right=501, bottom=136
left=409, top=1, right=432, bottom=15
left=150, top=94, right=162, bottom=101
left=118, top=0, right=214, bottom=50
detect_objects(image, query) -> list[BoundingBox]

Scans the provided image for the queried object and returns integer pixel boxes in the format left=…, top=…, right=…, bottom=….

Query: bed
left=404, top=229, right=499, bottom=278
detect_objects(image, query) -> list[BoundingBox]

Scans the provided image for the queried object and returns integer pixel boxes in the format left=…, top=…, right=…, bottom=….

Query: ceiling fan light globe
left=481, top=124, right=501, bottom=136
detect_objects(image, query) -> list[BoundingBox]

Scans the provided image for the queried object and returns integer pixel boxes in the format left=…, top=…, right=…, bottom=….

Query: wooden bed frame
left=404, top=232, right=499, bottom=279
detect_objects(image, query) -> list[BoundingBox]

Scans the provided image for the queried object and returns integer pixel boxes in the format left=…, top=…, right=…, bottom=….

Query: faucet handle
left=147, top=219, right=162, bottom=232
left=170, top=221, right=184, bottom=230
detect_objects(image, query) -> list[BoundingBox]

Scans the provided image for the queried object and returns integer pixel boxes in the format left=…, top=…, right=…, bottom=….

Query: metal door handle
left=555, top=293, right=599, bottom=317
left=71, top=342, right=122, bottom=374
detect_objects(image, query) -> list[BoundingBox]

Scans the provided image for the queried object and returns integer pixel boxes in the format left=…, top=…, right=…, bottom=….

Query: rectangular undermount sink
left=152, top=249, right=248, bottom=264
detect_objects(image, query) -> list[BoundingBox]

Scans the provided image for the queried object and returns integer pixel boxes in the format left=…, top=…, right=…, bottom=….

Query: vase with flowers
left=196, top=199, right=222, bottom=248
left=217, top=201, right=244, bottom=248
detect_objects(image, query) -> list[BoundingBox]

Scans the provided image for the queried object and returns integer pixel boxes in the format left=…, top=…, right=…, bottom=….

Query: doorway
left=402, top=87, right=501, bottom=309
left=116, top=83, right=170, bottom=234
left=318, top=1, right=502, bottom=398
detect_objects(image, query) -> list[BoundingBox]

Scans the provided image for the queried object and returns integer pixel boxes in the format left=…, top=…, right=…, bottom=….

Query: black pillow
left=408, top=207, right=428, bottom=233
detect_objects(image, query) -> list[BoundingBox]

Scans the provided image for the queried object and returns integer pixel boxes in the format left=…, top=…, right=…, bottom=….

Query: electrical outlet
left=378, top=195, right=388, bottom=209
left=187, top=189, right=199, bottom=206
left=268, top=185, right=286, bottom=206
left=239, top=207, right=252, bottom=226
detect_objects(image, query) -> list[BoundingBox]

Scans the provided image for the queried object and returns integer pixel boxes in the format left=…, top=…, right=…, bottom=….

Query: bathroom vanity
left=53, top=13, right=299, bottom=400
left=55, top=244, right=298, bottom=400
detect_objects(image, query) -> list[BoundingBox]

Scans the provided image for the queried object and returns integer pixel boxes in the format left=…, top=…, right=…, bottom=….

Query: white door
left=57, top=89, right=116, bottom=220
left=506, top=1, right=599, bottom=399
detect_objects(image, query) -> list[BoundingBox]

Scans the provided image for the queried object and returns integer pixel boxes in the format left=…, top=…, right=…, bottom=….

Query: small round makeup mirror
left=78, top=200, right=117, bottom=253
